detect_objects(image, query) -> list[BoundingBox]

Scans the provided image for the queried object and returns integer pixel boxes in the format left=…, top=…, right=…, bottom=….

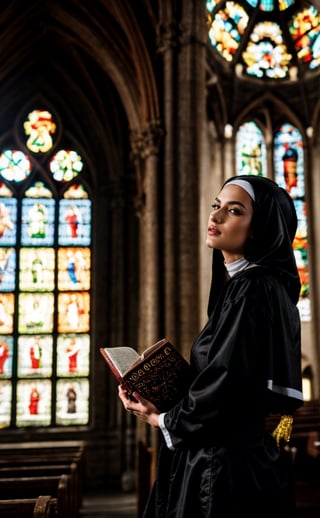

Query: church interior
left=0, top=0, right=320, bottom=516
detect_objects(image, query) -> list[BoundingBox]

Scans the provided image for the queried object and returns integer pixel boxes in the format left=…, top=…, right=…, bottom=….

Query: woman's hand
left=118, top=384, right=160, bottom=428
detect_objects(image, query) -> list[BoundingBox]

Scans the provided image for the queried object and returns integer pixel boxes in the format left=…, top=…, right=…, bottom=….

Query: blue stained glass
left=0, top=248, right=16, bottom=291
left=58, top=199, right=91, bottom=246
left=21, top=198, right=55, bottom=246
left=274, top=124, right=304, bottom=198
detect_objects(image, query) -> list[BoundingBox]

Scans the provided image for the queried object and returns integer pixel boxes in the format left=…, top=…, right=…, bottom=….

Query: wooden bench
left=0, top=473, right=70, bottom=517
left=0, top=440, right=86, bottom=514
left=0, top=462, right=80, bottom=516
left=0, top=495, right=56, bottom=517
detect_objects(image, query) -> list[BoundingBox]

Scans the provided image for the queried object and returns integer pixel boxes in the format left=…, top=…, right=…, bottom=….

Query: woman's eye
left=229, top=208, right=241, bottom=215
left=211, top=204, right=220, bottom=210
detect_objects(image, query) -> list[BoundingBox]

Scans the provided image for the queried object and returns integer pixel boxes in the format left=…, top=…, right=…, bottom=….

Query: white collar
left=225, top=257, right=249, bottom=277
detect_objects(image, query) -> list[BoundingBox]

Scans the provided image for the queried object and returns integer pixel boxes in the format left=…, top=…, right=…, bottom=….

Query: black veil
left=207, top=175, right=301, bottom=316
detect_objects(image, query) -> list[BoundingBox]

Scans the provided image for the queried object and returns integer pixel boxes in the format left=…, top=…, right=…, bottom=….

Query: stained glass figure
left=17, top=335, right=53, bottom=377
left=58, top=199, right=91, bottom=246
left=18, top=293, right=54, bottom=333
left=236, top=121, right=266, bottom=176
left=57, top=334, right=90, bottom=377
left=16, top=379, right=51, bottom=426
left=21, top=198, right=55, bottom=246
left=0, top=199, right=17, bottom=245
left=56, top=378, right=89, bottom=425
left=0, top=336, right=13, bottom=377
left=19, top=248, right=55, bottom=291
left=58, top=247, right=90, bottom=290
left=57, top=292, right=90, bottom=333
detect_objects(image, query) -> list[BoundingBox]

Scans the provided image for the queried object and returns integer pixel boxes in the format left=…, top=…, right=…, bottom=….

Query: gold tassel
left=272, top=415, right=293, bottom=447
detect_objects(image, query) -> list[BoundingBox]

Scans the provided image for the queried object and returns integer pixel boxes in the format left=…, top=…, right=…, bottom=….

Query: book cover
left=100, top=338, right=193, bottom=412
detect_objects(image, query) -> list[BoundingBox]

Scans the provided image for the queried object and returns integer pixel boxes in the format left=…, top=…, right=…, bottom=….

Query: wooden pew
left=0, top=473, right=70, bottom=517
left=0, top=440, right=86, bottom=513
left=0, top=462, right=79, bottom=516
left=0, top=495, right=56, bottom=518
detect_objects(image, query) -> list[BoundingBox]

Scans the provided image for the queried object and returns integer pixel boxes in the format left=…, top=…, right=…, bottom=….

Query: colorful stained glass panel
left=56, top=334, right=90, bottom=377
left=236, top=121, right=267, bottom=176
left=0, top=336, right=13, bottom=378
left=17, top=335, right=53, bottom=377
left=18, top=293, right=54, bottom=333
left=56, top=378, right=89, bottom=425
left=57, top=292, right=90, bottom=333
left=21, top=198, right=55, bottom=246
left=16, top=379, right=51, bottom=427
left=58, top=247, right=91, bottom=291
left=58, top=199, right=91, bottom=246
left=0, top=199, right=17, bottom=246
left=19, top=248, right=55, bottom=291
left=0, top=248, right=16, bottom=291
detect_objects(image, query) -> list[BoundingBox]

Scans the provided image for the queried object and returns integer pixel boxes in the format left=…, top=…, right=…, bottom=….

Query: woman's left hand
left=118, top=384, right=160, bottom=428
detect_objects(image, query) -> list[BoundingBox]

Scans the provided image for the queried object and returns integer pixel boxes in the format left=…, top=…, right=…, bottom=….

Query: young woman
left=119, top=175, right=304, bottom=517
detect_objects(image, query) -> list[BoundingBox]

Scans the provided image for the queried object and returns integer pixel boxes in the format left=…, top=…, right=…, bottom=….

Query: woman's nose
left=212, top=208, right=224, bottom=222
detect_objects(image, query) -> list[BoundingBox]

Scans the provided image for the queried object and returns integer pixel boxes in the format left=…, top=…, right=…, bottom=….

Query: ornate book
left=99, top=338, right=193, bottom=412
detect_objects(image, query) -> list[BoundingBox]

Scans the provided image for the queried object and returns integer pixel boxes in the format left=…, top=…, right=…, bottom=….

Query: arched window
left=0, top=109, right=91, bottom=428
left=206, top=1, right=320, bottom=80
left=235, top=120, right=310, bottom=323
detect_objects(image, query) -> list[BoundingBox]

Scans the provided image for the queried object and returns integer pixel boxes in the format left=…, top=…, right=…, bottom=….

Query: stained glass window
left=0, top=150, right=31, bottom=182
left=274, top=123, right=310, bottom=321
left=289, top=5, right=320, bottom=70
left=236, top=121, right=310, bottom=322
left=0, top=109, right=91, bottom=428
left=50, top=150, right=83, bottom=182
left=236, top=121, right=267, bottom=176
left=206, top=1, right=320, bottom=79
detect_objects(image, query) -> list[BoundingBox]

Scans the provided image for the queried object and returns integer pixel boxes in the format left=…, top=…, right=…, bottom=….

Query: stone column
left=130, top=121, right=163, bottom=354
left=158, top=0, right=207, bottom=356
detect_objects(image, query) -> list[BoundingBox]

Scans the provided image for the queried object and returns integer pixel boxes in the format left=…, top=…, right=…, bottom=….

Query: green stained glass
left=236, top=121, right=266, bottom=176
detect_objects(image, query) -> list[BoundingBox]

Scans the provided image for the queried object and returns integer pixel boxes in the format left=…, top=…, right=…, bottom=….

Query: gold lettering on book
left=126, top=346, right=174, bottom=383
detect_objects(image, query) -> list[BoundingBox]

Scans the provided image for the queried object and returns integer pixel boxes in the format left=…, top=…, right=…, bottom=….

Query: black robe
left=143, top=265, right=303, bottom=518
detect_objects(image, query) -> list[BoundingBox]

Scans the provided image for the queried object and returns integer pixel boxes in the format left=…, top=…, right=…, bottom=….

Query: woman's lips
left=208, top=225, right=220, bottom=236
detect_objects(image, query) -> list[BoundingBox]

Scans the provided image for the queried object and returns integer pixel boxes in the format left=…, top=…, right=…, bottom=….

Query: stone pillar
left=130, top=121, right=163, bottom=354
left=158, top=0, right=207, bottom=355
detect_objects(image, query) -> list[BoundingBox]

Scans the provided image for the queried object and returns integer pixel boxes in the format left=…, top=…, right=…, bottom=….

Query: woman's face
left=206, top=183, right=254, bottom=263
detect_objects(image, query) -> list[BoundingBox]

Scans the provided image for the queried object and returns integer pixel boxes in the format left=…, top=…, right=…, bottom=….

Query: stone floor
left=79, top=491, right=137, bottom=518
